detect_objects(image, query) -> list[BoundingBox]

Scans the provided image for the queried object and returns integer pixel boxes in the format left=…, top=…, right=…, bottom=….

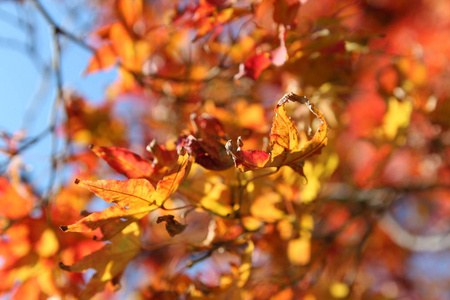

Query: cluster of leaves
left=1, top=0, right=450, bottom=299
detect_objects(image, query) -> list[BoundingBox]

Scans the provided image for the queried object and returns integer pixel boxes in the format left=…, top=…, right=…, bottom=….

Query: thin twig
left=0, top=128, right=52, bottom=173
left=31, top=0, right=95, bottom=52
left=244, top=168, right=279, bottom=186
left=160, top=204, right=195, bottom=211
left=43, top=26, right=64, bottom=207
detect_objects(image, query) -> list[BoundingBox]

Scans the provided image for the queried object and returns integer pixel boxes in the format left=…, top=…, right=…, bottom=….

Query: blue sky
left=0, top=0, right=116, bottom=192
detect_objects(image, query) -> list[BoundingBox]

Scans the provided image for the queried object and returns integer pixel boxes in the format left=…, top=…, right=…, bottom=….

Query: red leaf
left=90, top=145, right=155, bottom=180
left=235, top=53, right=271, bottom=81
left=177, top=114, right=233, bottom=171
left=92, top=142, right=179, bottom=184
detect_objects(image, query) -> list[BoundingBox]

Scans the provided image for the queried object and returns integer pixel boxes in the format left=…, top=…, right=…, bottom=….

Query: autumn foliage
left=1, top=0, right=450, bottom=299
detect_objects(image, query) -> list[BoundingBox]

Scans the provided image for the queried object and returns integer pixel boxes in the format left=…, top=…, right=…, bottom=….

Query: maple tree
left=1, top=0, right=450, bottom=299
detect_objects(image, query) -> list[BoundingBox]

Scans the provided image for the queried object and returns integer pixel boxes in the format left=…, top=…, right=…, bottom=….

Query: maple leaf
left=116, top=0, right=143, bottom=29
left=225, top=93, right=328, bottom=175
left=90, top=145, right=155, bottom=180
left=85, top=21, right=149, bottom=74
left=61, top=153, right=192, bottom=239
left=90, top=142, right=179, bottom=185
left=59, top=222, right=141, bottom=300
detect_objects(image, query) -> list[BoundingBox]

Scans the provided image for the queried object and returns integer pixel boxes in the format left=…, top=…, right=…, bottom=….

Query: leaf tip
left=60, top=225, right=68, bottom=232
left=278, top=92, right=308, bottom=107
left=146, top=139, right=157, bottom=152
left=59, top=262, right=71, bottom=271
left=237, top=136, right=244, bottom=148
left=225, top=140, right=233, bottom=155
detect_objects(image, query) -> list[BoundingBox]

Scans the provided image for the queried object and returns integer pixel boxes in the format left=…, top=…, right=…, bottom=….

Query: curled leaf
left=156, top=215, right=187, bottom=237
left=226, top=93, right=328, bottom=175
left=177, top=113, right=233, bottom=171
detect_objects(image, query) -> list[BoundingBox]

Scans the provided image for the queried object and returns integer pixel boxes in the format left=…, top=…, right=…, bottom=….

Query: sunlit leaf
left=250, top=191, right=285, bottom=223
left=35, top=228, right=59, bottom=258
left=61, top=153, right=191, bottom=236
left=91, top=145, right=154, bottom=179
left=299, top=152, right=339, bottom=203
left=226, top=93, right=328, bottom=175
left=116, top=0, right=143, bottom=29
left=152, top=153, right=192, bottom=206
left=178, top=171, right=233, bottom=217
left=288, top=237, right=310, bottom=265
left=329, top=282, right=350, bottom=299
left=381, top=97, right=413, bottom=141
left=85, top=44, right=116, bottom=74
left=60, top=222, right=141, bottom=300
left=60, top=178, right=156, bottom=233
left=237, top=239, right=254, bottom=288
left=74, top=177, right=156, bottom=206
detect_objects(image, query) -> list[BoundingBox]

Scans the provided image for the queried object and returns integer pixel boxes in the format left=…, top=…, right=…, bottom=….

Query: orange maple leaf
left=60, top=222, right=141, bottom=300
left=85, top=43, right=117, bottom=74
left=61, top=153, right=192, bottom=240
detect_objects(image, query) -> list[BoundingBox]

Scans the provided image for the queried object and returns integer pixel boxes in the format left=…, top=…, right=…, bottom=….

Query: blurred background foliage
left=0, top=0, right=449, bottom=299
